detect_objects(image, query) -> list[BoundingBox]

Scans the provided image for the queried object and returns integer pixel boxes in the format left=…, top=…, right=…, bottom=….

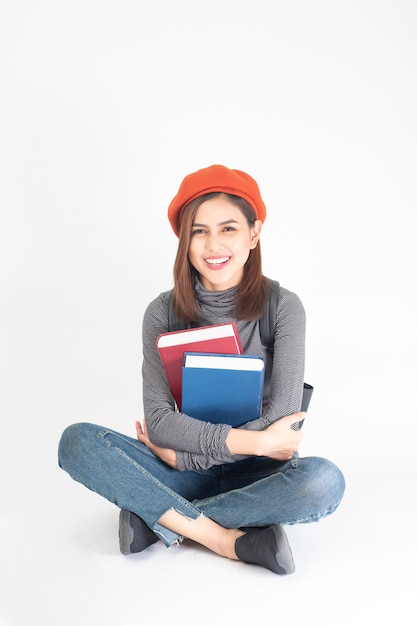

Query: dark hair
left=172, top=193, right=267, bottom=323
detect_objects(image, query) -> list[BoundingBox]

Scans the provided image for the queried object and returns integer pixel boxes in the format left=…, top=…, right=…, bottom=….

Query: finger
left=283, top=411, right=305, bottom=423
left=136, top=420, right=143, bottom=437
left=290, top=412, right=306, bottom=428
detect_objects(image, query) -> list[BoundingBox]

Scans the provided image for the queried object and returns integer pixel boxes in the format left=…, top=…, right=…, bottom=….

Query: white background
left=1, top=1, right=416, bottom=625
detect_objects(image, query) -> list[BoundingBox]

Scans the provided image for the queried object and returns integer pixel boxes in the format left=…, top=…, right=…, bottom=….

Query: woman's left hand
left=136, top=420, right=178, bottom=469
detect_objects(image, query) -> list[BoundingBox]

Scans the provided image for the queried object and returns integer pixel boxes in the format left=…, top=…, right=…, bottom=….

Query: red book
left=156, top=322, right=243, bottom=410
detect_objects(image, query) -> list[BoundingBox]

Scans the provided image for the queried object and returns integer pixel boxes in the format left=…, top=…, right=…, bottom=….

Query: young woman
left=58, top=164, right=345, bottom=575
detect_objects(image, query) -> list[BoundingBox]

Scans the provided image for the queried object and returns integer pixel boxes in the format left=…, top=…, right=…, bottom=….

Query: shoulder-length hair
left=172, top=192, right=267, bottom=324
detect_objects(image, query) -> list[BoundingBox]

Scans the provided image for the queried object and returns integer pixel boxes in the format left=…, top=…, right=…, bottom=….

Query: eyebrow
left=192, top=219, right=240, bottom=227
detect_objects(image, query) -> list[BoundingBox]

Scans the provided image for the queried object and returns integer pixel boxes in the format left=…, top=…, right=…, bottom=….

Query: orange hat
left=167, top=164, right=266, bottom=236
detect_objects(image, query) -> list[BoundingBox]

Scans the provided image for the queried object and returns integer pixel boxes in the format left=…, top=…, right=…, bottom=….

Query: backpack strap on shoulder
left=167, top=289, right=186, bottom=332
left=167, top=290, right=202, bottom=331
left=260, top=278, right=280, bottom=357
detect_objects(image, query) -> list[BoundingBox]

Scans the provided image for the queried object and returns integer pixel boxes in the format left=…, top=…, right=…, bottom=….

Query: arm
left=243, top=287, right=307, bottom=429
left=138, top=411, right=305, bottom=469
left=226, top=412, right=304, bottom=460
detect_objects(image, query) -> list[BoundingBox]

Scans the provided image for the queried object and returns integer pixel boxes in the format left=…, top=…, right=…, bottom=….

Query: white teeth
left=206, top=257, right=229, bottom=265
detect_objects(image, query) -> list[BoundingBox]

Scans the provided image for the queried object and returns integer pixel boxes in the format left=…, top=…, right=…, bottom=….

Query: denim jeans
left=58, top=423, right=345, bottom=547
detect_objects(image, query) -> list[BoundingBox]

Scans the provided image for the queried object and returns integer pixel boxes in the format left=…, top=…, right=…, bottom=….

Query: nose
left=205, top=232, right=224, bottom=251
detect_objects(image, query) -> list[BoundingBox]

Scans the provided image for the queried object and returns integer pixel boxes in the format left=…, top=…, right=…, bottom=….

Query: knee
left=58, top=422, right=97, bottom=472
left=313, top=458, right=346, bottom=512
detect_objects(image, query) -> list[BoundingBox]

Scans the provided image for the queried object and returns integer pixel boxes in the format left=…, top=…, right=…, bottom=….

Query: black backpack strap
left=167, top=290, right=202, bottom=331
left=167, top=289, right=186, bottom=332
left=259, top=278, right=280, bottom=357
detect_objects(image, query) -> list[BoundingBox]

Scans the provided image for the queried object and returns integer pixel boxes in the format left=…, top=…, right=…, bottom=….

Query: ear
left=249, top=219, right=262, bottom=249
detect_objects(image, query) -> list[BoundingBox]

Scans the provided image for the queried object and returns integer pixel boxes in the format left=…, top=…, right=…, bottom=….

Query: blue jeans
left=58, top=423, right=345, bottom=547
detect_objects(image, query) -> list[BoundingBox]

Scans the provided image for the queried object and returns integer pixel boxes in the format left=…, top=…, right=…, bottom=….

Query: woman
left=58, top=164, right=345, bottom=575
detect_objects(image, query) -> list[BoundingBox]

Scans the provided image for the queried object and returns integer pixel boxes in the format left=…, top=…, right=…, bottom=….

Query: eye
left=191, top=228, right=206, bottom=236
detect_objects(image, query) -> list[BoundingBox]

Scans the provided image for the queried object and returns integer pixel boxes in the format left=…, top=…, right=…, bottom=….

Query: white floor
left=1, top=421, right=415, bottom=626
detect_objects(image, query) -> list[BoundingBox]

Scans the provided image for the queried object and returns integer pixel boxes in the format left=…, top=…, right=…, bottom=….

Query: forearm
left=225, top=428, right=264, bottom=456
left=229, top=412, right=303, bottom=458
left=175, top=426, right=262, bottom=471
left=177, top=413, right=303, bottom=470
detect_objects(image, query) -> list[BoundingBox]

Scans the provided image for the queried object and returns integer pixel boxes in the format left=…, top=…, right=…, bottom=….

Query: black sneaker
left=235, top=525, right=295, bottom=575
left=119, top=510, right=159, bottom=555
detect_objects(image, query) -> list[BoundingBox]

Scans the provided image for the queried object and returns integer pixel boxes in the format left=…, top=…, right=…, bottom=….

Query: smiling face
left=187, top=195, right=262, bottom=292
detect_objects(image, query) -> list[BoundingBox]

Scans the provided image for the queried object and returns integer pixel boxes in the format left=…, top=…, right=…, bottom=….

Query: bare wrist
left=226, top=428, right=264, bottom=456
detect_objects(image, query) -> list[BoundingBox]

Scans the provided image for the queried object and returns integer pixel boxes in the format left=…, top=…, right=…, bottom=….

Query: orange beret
left=167, top=164, right=266, bottom=236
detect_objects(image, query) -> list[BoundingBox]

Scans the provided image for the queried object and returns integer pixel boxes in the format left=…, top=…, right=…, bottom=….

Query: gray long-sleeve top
left=142, top=278, right=306, bottom=471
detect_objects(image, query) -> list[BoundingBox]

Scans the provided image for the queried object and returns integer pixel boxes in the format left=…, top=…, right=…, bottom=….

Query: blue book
left=181, top=352, right=265, bottom=427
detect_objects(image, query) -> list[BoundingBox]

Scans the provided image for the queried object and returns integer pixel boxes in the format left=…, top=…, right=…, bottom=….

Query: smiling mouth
left=205, top=256, right=230, bottom=266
